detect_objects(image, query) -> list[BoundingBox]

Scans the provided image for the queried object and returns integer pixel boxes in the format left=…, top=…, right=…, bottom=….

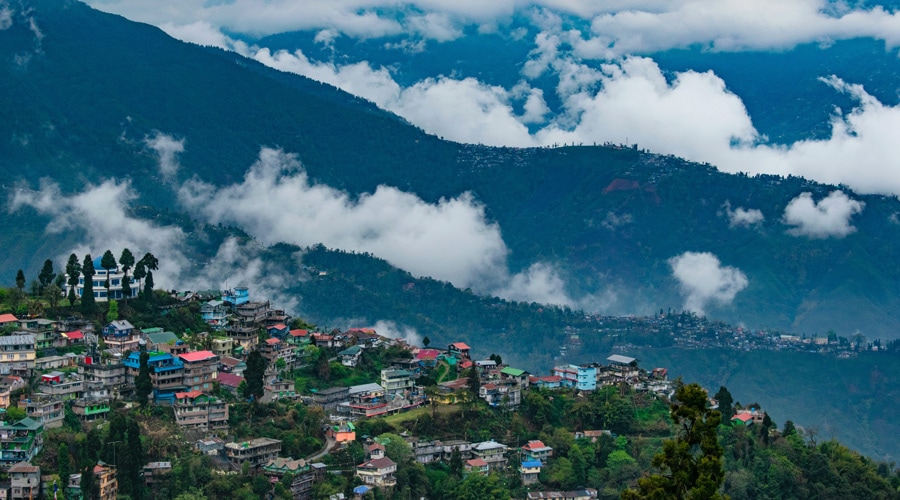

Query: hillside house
left=287, top=329, right=311, bottom=346
left=448, top=342, right=471, bottom=359
left=0, top=335, right=36, bottom=376
left=520, top=460, right=542, bottom=485
left=71, top=398, right=111, bottom=423
left=123, top=351, right=186, bottom=403
left=355, top=457, right=397, bottom=489
left=552, top=364, right=597, bottom=391
left=380, top=369, right=414, bottom=396
left=471, top=441, right=508, bottom=471
left=225, top=438, right=282, bottom=468
left=9, top=461, right=40, bottom=500
left=200, top=300, right=229, bottom=329
left=18, top=395, right=63, bottom=429
left=218, top=356, right=246, bottom=376
left=178, top=351, right=218, bottom=393
left=60, top=330, right=85, bottom=346
left=339, top=345, right=363, bottom=367
left=0, top=418, right=44, bottom=468
left=521, top=440, right=553, bottom=463
left=173, top=390, right=228, bottom=430
left=217, top=373, right=244, bottom=394
left=311, top=386, right=350, bottom=410
left=101, top=320, right=140, bottom=352
left=221, top=286, right=249, bottom=306
left=464, top=458, right=489, bottom=476
left=94, top=462, right=118, bottom=500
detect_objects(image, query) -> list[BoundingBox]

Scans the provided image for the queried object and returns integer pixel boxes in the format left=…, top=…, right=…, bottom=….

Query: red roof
left=523, top=440, right=547, bottom=451
left=416, top=349, right=440, bottom=360
left=466, top=458, right=488, bottom=467
left=265, top=338, right=281, bottom=345
left=450, top=342, right=471, bottom=350
left=540, top=376, right=562, bottom=383
left=732, top=413, right=753, bottom=423
left=459, top=360, right=473, bottom=369
left=64, top=330, right=84, bottom=339
left=0, top=314, right=18, bottom=323
left=268, top=323, right=287, bottom=331
left=217, top=373, right=244, bottom=388
left=357, top=457, right=397, bottom=470
left=289, top=329, right=309, bottom=337
left=175, top=390, right=204, bottom=399
left=178, top=351, right=216, bottom=363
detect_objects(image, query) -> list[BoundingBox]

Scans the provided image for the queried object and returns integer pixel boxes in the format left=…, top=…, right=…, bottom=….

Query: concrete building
left=0, top=418, right=44, bottom=468
left=0, top=335, right=36, bottom=376
left=172, top=391, right=229, bottom=430
left=178, top=351, right=218, bottom=393
left=8, top=462, right=40, bottom=500
left=18, top=395, right=63, bottom=429
left=225, top=438, right=282, bottom=468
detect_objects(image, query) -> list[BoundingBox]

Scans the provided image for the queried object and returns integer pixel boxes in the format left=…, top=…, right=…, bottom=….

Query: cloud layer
left=669, top=251, right=748, bottom=315
left=782, top=191, right=865, bottom=239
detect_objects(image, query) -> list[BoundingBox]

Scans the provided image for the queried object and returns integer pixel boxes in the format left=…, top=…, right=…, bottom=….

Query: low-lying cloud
left=782, top=191, right=864, bottom=239
left=144, top=131, right=185, bottom=182
left=669, top=251, right=748, bottom=315
left=723, top=201, right=764, bottom=228
left=8, top=179, right=189, bottom=288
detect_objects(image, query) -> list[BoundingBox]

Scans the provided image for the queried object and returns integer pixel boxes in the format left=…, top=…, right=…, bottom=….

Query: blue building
left=222, top=286, right=249, bottom=306
left=552, top=364, right=597, bottom=391
left=124, top=351, right=186, bottom=404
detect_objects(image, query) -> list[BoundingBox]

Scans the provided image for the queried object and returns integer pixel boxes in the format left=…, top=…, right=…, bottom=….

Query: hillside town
left=0, top=253, right=891, bottom=500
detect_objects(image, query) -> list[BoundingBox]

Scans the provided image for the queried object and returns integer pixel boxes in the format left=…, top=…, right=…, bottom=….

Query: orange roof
left=289, top=329, right=309, bottom=337
left=265, top=338, right=281, bottom=345
left=175, top=390, right=204, bottom=399
left=0, top=314, right=18, bottom=323
left=64, top=330, right=84, bottom=339
left=466, top=458, right=488, bottom=467
left=459, top=360, right=473, bottom=369
left=523, top=440, right=547, bottom=450
left=178, top=351, right=216, bottom=363
left=268, top=323, right=287, bottom=330
left=732, top=413, right=753, bottom=423
left=450, top=342, right=471, bottom=350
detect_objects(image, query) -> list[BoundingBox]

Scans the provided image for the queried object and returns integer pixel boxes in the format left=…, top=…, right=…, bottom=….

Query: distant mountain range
left=4, top=0, right=900, bottom=345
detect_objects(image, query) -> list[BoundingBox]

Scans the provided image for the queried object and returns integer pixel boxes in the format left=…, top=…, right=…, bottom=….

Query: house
left=464, top=458, right=489, bottom=476
left=475, top=359, right=500, bottom=378
left=311, top=333, right=335, bottom=348
left=355, top=457, right=397, bottom=488
left=71, top=398, right=111, bottom=423
left=69, top=256, right=137, bottom=302
left=200, top=300, right=229, bottom=329
left=380, top=369, right=414, bottom=396
left=217, top=372, right=244, bottom=394
left=521, top=440, right=553, bottom=463
left=338, top=345, right=363, bottom=367
left=78, top=356, right=127, bottom=400
left=448, top=342, right=471, bottom=359
left=262, top=379, right=297, bottom=403
left=326, top=422, right=356, bottom=443
left=178, top=351, right=219, bottom=393
left=731, top=413, right=754, bottom=426
left=733, top=408, right=766, bottom=426
left=219, top=356, right=246, bottom=376
left=195, top=437, right=225, bottom=455
left=123, top=351, right=186, bottom=403
left=415, top=349, right=441, bottom=367
left=173, top=391, right=229, bottom=430
left=287, top=329, right=311, bottom=346
left=312, top=386, right=350, bottom=410
left=60, top=330, right=85, bottom=346
left=532, top=375, right=563, bottom=390
left=38, top=372, right=83, bottom=400
left=500, top=367, right=529, bottom=387
left=211, top=337, right=233, bottom=358
left=142, top=462, right=172, bottom=487
left=18, top=394, right=64, bottom=429
left=0, top=335, right=36, bottom=376
left=520, top=460, right=542, bottom=485
left=266, top=323, right=289, bottom=339
left=9, top=462, right=40, bottom=500
left=0, top=418, right=44, bottom=468
left=225, top=438, right=282, bottom=468
left=434, top=378, right=469, bottom=405
left=552, top=364, right=597, bottom=391
left=221, top=286, right=249, bottom=306
left=94, top=462, right=118, bottom=500
left=144, top=330, right=179, bottom=350
left=343, top=383, right=388, bottom=418
left=526, top=489, right=599, bottom=500
left=264, top=310, right=292, bottom=329
left=262, top=457, right=319, bottom=500
left=102, top=320, right=135, bottom=338
left=0, top=314, right=18, bottom=329
left=260, top=338, right=296, bottom=368
left=471, top=441, right=508, bottom=471
left=101, top=320, right=140, bottom=352
left=604, top=355, right=640, bottom=384
left=479, top=380, right=522, bottom=407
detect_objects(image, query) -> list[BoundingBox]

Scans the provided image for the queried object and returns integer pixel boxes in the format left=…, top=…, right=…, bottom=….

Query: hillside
left=3, top=0, right=900, bottom=343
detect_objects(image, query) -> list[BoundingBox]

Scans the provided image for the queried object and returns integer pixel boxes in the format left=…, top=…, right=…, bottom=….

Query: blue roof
left=353, top=486, right=370, bottom=494
left=522, top=460, right=543, bottom=468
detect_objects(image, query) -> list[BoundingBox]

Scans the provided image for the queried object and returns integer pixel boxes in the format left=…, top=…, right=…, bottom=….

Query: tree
left=80, top=465, right=99, bottom=500
left=106, top=300, right=119, bottom=322
left=623, top=382, right=726, bottom=500
left=144, top=270, right=155, bottom=298
left=43, top=284, right=62, bottom=312
left=66, top=253, right=81, bottom=306
left=135, top=351, right=153, bottom=407
left=244, top=350, right=267, bottom=400
left=81, top=254, right=96, bottom=315
left=100, top=250, right=117, bottom=300
left=422, top=336, right=431, bottom=348
left=14, top=269, right=25, bottom=291
left=119, top=248, right=135, bottom=301
left=38, top=259, right=56, bottom=293
left=714, top=386, right=734, bottom=420
left=58, top=442, right=72, bottom=489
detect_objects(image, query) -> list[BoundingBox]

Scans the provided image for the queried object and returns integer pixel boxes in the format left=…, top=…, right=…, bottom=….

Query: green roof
left=147, top=331, right=179, bottom=345
left=501, top=367, right=526, bottom=377
left=141, top=327, right=164, bottom=334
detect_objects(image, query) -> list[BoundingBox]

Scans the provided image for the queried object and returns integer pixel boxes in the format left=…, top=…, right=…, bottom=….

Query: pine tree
left=80, top=465, right=99, bottom=500
left=38, top=259, right=56, bottom=293
left=81, top=254, right=96, bottom=315
left=118, top=248, right=135, bottom=301
left=65, top=253, right=81, bottom=306
left=100, top=250, right=117, bottom=300
left=135, top=351, right=153, bottom=407
left=58, top=442, right=71, bottom=489
left=244, top=350, right=267, bottom=400
left=714, top=386, right=734, bottom=420
left=623, top=382, right=726, bottom=500
left=14, top=269, right=25, bottom=290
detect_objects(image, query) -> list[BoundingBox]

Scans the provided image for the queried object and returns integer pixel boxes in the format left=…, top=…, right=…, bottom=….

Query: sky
left=62, top=0, right=892, bottom=313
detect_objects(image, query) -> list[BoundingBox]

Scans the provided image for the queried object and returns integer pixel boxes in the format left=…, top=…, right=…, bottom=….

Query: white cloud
left=723, top=201, right=764, bottom=228
left=178, top=147, right=510, bottom=289
left=494, top=262, right=573, bottom=306
left=370, top=320, right=422, bottom=346
left=8, top=179, right=188, bottom=288
left=669, top=251, right=748, bottom=315
left=0, top=5, right=13, bottom=31
left=782, top=191, right=864, bottom=239
left=144, top=131, right=185, bottom=182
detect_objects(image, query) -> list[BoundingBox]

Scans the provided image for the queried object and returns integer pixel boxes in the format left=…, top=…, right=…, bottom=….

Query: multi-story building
left=8, top=461, right=40, bottom=500
left=79, top=355, right=127, bottom=400
left=0, top=418, right=44, bottom=468
left=211, top=338, right=233, bottom=358
left=471, top=441, right=508, bottom=471
left=380, top=369, right=414, bottom=396
left=18, top=319, right=56, bottom=350
left=142, top=461, right=172, bottom=487
left=311, top=386, right=349, bottom=410
left=178, top=351, right=218, bottom=393
left=39, top=372, right=83, bottom=400
left=172, top=391, right=229, bottom=430
left=200, top=300, right=229, bottom=329
left=0, top=335, right=36, bottom=376
left=68, top=256, right=138, bottom=302
left=479, top=380, right=523, bottom=407
left=260, top=338, right=296, bottom=367
left=520, top=461, right=542, bottom=486
left=356, top=456, right=397, bottom=488
left=71, top=397, right=111, bottom=423
left=94, top=462, right=118, bottom=500
left=18, top=394, right=64, bottom=429
left=521, top=440, right=554, bottom=463
left=224, top=438, right=282, bottom=468
left=123, top=351, right=185, bottom=403
left=552, top=364, right=597, bottom=391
